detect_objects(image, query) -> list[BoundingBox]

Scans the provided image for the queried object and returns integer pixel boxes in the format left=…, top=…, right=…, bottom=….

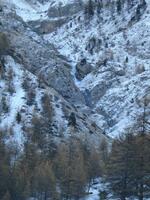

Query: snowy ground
left=0, top=57, right=25, bottom=145
left=3, top=0, right=50, bottom=21
left=82, top=179, right=106, bottom=200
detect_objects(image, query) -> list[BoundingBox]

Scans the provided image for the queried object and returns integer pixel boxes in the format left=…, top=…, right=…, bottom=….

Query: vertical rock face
left=31, top=18, right=68, bottom=34
left=39, top=62, right=85, bottom=104
left=21, top=0, right=84, bottom=34
left=48, top=1, right=83, bottom=18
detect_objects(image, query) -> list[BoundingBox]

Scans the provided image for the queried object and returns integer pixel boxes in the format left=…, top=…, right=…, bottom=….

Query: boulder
left=30, top=18, right=68, bottom=34
left=135, top=64, right=145, bottom=74
left=115, top=67, right=126, bottom=76
left=75, top=59, right=93, bottom=80
left=48, top=2, right=83, bottom=18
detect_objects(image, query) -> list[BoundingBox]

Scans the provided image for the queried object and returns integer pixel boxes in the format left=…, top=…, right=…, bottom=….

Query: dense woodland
left=0, top=106, right=150, bottom=200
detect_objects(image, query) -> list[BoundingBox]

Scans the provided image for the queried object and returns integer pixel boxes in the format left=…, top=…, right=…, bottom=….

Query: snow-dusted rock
left=76, top=59, right=93, bottom=80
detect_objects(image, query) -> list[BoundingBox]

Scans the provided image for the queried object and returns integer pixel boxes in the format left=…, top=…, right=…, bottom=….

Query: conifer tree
left=117, top=0, right=122, bottom=14
left=85, top=0, right=94, bottom=20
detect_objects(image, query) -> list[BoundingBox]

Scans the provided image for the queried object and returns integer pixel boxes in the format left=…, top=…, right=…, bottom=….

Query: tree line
left=106, top=131, right=150, bottom=200
left=106, top=98, right=150, bottom=200
left=0, top=126, right=149, bottom=200
left=0, top=97, right=150, bottom=200
left=84, top=0, right=147, bottom=19
left=0, top=127, right=107, bottom=200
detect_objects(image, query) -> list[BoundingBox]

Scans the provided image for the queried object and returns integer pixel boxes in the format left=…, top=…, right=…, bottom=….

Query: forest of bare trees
left=0, top=113, right=149, bottom=200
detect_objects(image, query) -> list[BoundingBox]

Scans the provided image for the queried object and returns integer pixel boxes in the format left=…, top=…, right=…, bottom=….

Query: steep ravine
left=44, top=0, right=150, bottom=137
left=0, top=0, right=109, bottom=148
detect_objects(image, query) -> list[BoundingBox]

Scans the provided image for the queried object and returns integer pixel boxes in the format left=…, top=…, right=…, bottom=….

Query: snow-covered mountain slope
left=0, top=0, right=149, bottom=145
left=0, top=54, right=107, bottom=148
left=2, top=0, right=84, bottom=22
left=0, top=0, right=108, bottom=148
left=2, top=0, right=48, bottom=22
left=44, top=0, right=150, bottom=137
left=3, top=0, right=77, bottom=21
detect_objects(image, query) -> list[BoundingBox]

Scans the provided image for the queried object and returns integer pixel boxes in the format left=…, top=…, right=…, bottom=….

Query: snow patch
left=0, top=56, right=25, bottom=146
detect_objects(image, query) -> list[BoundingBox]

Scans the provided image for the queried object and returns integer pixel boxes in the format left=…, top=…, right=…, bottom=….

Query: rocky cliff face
left=0, top=0, right=149, bottom=147
left=0, top=0, right=108, bottom=148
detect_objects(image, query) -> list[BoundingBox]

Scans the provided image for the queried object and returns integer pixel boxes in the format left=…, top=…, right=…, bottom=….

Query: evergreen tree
left=16, top=112, right=21, bottom=124
left=97, top=0, right=102, bottom=15
left=85, top=0, right=94, bottom=20
left=117, top=0, right=122, bottom=14
left=68, top=112, right=76, bottom=127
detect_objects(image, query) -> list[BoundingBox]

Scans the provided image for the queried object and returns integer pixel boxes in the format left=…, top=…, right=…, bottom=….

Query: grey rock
left=39, top=62, right=85, bottom=104
left=48, top=2, right=83, bottom=18
left=30, top=18, right=68, bottom=34
left=91, top=84, right=108, bottom=105
left=75, top=59, right=93, bottom=80
left=114, top=67, right=126, bottom=76
left=0, top=10, right=85, bottom=106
